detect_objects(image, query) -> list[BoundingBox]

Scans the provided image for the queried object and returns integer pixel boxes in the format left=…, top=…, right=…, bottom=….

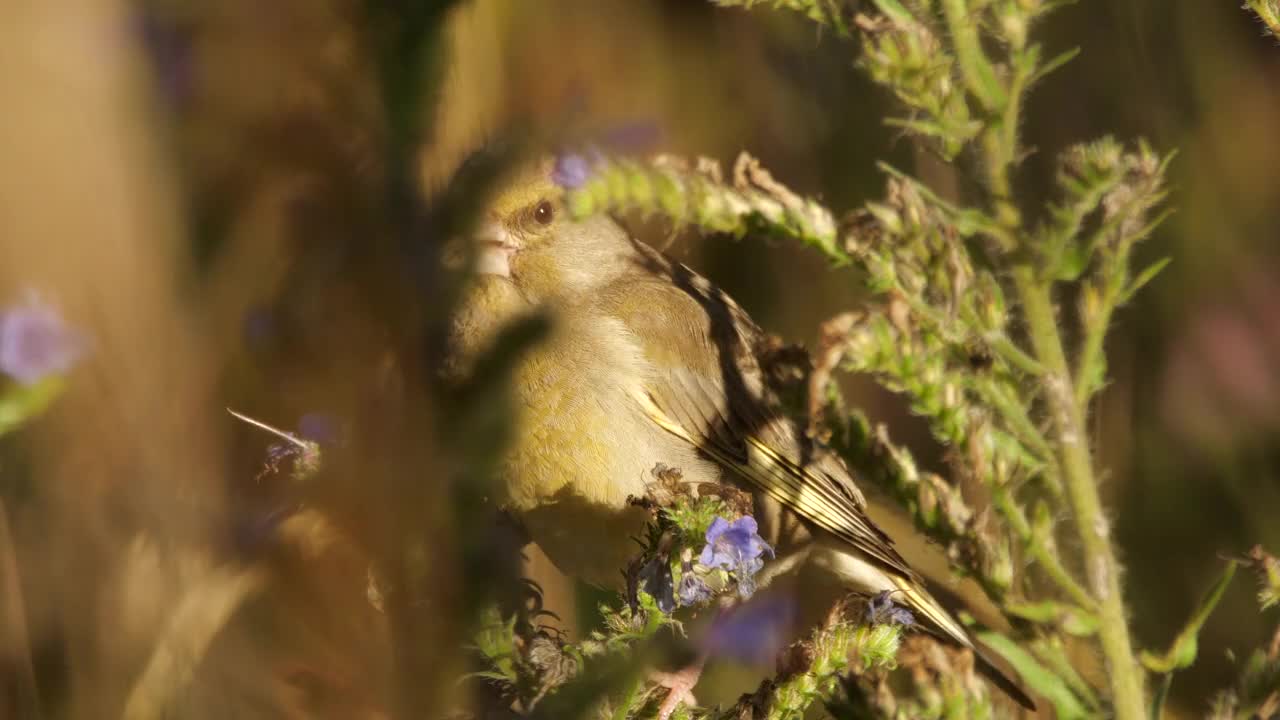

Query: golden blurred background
left=1, top=0, right=1278, bottom=717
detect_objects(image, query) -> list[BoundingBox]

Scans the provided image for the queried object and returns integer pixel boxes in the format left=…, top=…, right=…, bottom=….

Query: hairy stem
left=1013, top=267, right=1146, bottom=719
left=1245, top=0, right=1280, bottom=37
left=940, top=0, right=1006, bottom=113
left=939, top=0, right=1148, bottom=709
left=991, top=487, right=1094, bottom=610
left=1074, top=284, right=1120, bottom=411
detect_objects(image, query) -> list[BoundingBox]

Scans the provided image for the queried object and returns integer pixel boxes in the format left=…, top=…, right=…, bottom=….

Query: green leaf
left=0, top=377, right=67, bottom=437
left=976, top=631, right=1090, bottom=719
left=1029, top=47, right=1081, bottom=86
left=1140, top=560, right=1238, bottom=674
left=1004, top=600, right=1099, bottom=637
left=1003, top=600, right=1061, bottom=623
left=1031, top=637, right=1102, bottom=711
left=1054, top=243, right=1091, bottom=281
left=1120, top=256, right=1172, bottom=304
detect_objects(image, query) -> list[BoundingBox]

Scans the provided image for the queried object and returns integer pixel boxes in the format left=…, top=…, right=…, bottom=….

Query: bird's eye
left=533, top=200, right=555, bottom=226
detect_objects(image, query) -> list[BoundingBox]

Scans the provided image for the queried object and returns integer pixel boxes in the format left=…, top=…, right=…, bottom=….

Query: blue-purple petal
left=551, top=153, right=594, bottom=189
left=0, top=297, right=85, bottom=385
left=695, top=515, right=775, bottom=597
left=677, top=574, right=713, bottom=606
left=701, top=594, right=797, bottom=665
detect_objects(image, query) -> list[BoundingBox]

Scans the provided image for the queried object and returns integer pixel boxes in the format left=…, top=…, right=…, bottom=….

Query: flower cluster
left=697, top=515, right=774, bottom=598
left=663, top=511, right=777, bottom=610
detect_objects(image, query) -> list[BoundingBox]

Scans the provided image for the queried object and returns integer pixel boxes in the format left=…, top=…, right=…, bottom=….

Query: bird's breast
left=498, top=313, right=712, bottom=586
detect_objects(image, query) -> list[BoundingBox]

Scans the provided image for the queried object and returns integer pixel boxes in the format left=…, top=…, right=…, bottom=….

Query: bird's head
left=472, top=158, right=635, bottom=303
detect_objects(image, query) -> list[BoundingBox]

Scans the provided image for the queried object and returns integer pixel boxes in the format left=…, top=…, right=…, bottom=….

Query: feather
left=601, top=242, right=1036, bottom=711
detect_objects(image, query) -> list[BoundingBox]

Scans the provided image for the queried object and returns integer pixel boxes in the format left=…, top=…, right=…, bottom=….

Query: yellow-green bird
left=448, top=159, right=1035, bottom=712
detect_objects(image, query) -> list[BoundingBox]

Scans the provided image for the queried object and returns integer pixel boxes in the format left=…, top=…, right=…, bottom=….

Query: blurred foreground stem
left=0, top=501, right=41, bottom=720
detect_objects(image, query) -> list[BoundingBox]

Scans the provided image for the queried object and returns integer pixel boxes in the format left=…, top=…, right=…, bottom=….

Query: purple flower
left=701, top=594, right=796, bottom=666
left=677, top=573, right=713, bottom=607
left=0, top=295, right=85, bottom=385
left=700, top=515, right=773, bottom=569
left=865, top=590, right=915, bottom=627
left=551, top=153, right=595, bottom=189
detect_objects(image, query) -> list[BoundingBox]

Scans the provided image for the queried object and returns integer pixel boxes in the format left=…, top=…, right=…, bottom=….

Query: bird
left=445, top=157, right=1036, bottom=712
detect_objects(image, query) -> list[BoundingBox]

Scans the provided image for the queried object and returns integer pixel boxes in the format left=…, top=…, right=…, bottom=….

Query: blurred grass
left=0, top=0, right=1278, bottom=717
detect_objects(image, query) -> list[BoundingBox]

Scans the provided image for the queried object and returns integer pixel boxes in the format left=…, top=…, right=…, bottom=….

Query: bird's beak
left=475, top=220, right=518, bottom=278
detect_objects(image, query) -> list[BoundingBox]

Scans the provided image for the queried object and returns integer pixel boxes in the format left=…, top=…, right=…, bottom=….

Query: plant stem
left=984, top=331, right=1045, bottom=376
left=940, top=0, right=1007, bottom=113
left=1012, top=267, right=1146, bottom=719
left=938, top=0, right=1147, bottom=709
left=0, top=502, right=43, bottom=720
left=1245, top=0, right=1280, bottom=37
left=611, top=675, right=643, bottom=720
left=975, top=377, right=1061, bottom=483
left=1074, top=285, right=1119, bottom=411
left=991, top=488, right=1094, bottom=610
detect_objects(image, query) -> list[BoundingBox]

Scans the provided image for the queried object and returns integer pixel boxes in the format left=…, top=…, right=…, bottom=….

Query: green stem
left=975, top=377, right=1061, bottom=489
left=1149, top=672, right=1172, bottom=720
left=1074, top=201, right=1155, bottom=408
left=940, top=0, right=1008, bottom=113
left=992, top=487, right=1094, bottom=610
left=1074, top=289, right=1118, bottom=411
left=611, top=676, right=643, bottom=720
left=1245, top=0, right=1280, bottom=37
left=1013, top=268, right=1146, bottom=719
left=954, top=2, right=1145, bottom=709
left=985, top=332, right=1045, bottom=376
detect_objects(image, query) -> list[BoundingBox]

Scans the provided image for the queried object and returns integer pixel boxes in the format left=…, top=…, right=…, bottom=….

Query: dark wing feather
left=596, top=244, right=1037, bottom=711
left=597, top=243, right=917, bottom=582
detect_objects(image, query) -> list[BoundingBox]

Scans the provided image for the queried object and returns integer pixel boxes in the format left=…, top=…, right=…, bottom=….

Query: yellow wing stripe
left=744, top=436, right=886, bottom=542
left=634, top=389, right=905, bottom=572
left=744, top=438, right=870, bottom=539
left=889, top=574, right=972, bottom=648
left=633, top=390, right=842, bottom=525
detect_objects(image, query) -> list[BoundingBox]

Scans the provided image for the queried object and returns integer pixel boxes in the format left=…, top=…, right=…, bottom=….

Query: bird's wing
left=598, top=246, right=917, bottom=582
left=596, top=246, right=1038, bottom=712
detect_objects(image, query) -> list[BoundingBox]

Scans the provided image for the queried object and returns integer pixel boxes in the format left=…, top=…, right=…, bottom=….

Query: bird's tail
left=888, top=573, right=1038, bottom=711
